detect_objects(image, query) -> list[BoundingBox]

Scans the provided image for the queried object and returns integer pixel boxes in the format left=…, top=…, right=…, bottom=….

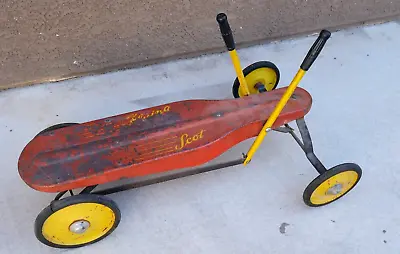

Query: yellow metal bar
left=243, top=69, right=306, bottom=165
left=229, top=50, right=250, bottom=96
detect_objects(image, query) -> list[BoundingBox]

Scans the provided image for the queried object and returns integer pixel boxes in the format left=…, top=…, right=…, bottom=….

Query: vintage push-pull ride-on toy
left=18, top=13, right=362, bottom=248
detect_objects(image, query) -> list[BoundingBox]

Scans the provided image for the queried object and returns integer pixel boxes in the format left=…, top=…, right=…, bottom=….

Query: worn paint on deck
left=18, top=87, right=312, bottom=193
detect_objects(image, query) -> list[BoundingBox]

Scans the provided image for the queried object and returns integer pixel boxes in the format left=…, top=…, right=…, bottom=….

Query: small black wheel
left=303, top=163, right=362, bottom=207
left=34, top=194, right=121, bottom=248
left=36, top=123, right=79, bottom=136
left=232, top=61, right=280, bottom=98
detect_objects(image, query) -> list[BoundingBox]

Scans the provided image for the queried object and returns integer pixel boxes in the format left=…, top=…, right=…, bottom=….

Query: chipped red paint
left=18, top=87, right=312, bottom=193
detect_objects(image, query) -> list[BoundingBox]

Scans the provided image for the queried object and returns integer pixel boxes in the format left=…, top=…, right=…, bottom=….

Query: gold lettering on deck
left=127, top=105, right=171, bottom=125
left=175, top=130, right=205, bottom=150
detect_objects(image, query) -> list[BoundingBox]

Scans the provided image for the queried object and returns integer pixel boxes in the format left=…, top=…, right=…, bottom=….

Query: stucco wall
left=1, top=0, right=399, bottom=90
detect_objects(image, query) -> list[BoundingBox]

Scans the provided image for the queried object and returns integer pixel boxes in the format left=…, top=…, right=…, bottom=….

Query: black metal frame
left=53, top=117, right=326, bottom=200
left=92, top=158, right=245, bottom=196
left=273, top=118, right=327, bottom=174
left=53, top=184, right=99, bottom=200
left=53, top=158, right=246, bottom=199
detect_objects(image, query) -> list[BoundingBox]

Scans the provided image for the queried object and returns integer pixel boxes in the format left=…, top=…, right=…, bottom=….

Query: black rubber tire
left=303, top=163, right=362, bottom=207
left=36, top=123, right=79, bottom=136
left=34, top=194, right=121, bottom=249
left=232, top=61, right=280, bottom=98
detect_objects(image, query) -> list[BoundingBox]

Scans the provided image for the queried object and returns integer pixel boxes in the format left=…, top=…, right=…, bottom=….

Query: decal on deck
left=127, top=105, right=171, bottom=124
left=175, top=130, right=205, bottom=151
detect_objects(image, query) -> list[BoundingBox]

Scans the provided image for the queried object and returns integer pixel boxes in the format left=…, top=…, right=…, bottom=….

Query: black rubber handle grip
left=300, top=30, right=331, bottom=71
left=216, top=13, right=235, bottom=51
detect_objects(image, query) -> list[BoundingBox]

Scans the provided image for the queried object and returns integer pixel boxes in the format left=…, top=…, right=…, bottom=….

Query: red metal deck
left=18, top=87, right=312, bottom=193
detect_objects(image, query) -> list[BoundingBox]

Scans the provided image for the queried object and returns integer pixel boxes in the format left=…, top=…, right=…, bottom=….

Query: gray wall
left=1, top=0, right=399, bottom=90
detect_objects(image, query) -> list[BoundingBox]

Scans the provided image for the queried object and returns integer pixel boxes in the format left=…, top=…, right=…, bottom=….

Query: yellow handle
left=242, top=29, right=331, bottom=165
left=216, top=13, right=250, bottom=96
left=229, top=50, right=250, bottom=96
left=243, top=69, right=306, bottom=165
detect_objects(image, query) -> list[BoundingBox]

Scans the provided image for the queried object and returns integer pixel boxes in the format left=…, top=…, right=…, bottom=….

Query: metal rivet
left=69, top=220, right=90, bottom=234
left=326, top=183, right=343, bottom=195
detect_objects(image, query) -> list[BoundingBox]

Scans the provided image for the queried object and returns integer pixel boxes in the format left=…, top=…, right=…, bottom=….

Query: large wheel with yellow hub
left=303, top=163, right=362, bottom=207
left=34, top=194, right=121, bottom=248
left=232, top=61, right=280, bottom=98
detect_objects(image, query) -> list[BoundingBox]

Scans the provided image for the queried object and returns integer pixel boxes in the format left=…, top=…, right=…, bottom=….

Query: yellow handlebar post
left=243, top=69, right=305, bottom=165
left=243, top=30, right=332, bottom=165
left=216, top=13, right=250, bottom=96
left=229, top=50, right=250, bottom=96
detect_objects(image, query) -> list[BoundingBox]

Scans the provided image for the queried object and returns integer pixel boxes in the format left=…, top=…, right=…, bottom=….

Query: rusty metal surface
left=18, top=87, right=312, bottom=192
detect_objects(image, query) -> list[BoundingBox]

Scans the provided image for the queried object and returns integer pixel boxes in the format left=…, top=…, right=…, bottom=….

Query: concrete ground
left=2, top=0, right=400, bottom=90
left=1, top=21, right=400, bottom=253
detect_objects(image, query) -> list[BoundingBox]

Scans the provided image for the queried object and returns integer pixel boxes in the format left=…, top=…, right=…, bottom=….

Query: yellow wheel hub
left=239, top=67, right=278, bottom=97
left=41, top=202, right=116, bottom=246
left=309, top=171, right=359, bottom=205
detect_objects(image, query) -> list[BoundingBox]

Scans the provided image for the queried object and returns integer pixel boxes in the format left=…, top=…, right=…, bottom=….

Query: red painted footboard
left=18, top=87, right=312, bottom=192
